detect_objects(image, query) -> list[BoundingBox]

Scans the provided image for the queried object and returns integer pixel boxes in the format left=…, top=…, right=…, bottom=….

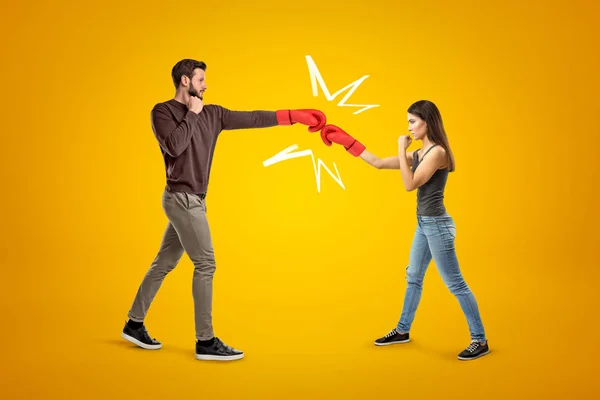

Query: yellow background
left=1, top=0, right=599, bottom=398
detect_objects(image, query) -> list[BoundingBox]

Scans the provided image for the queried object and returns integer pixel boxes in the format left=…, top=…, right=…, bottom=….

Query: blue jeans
left=396, top=213, right=486, bottom=342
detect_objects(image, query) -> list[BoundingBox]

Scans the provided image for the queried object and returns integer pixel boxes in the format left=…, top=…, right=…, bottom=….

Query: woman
left=321, top=100, right=489, bottom=361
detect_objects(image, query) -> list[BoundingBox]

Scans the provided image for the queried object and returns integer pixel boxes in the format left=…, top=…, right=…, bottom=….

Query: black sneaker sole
left=374, top=338, right=411, bottom=346
left=458, top=349, right=490, bottom=361
left=195, top=353, right=244, bottom=361
left=121, top=332, right=162, bottom=350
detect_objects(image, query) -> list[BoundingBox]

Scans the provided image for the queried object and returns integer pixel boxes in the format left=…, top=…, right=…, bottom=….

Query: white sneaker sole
left=195, top=353, right=244, bottom=361
left=121, top=332, right=162, bottom=350
left=458, top=349, right=490, bottom=360
left=374, top=338, right=411, bottom=346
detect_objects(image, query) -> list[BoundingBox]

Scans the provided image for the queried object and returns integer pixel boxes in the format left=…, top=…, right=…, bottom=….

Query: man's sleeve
left=151, top=104, right=199, bottom=157
left=216, top=105, right=279, bottom=130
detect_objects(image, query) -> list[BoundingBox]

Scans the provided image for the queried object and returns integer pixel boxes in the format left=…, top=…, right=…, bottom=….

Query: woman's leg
left=421, top=215, right=487, bottom=344
left=396, top=222, right=433, bottom=333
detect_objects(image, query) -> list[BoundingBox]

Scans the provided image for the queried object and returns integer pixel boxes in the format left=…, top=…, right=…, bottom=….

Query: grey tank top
left=412, top=145, right=449, bottom=216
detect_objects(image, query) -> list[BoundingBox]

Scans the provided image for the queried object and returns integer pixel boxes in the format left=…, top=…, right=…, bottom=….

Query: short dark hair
left=171, top=59, right=207, bottom=88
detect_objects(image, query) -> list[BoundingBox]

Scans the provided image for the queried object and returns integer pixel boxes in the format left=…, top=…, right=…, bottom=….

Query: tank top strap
left=421, top=144, right=439, bottom=159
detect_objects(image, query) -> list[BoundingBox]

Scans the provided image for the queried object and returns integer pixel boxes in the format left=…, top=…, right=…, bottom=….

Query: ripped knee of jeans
left=405, top=266, right=424, bottom=286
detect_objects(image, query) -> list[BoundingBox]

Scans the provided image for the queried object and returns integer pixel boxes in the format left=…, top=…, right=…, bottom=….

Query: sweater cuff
left=186, top=110, right=200, bottom=121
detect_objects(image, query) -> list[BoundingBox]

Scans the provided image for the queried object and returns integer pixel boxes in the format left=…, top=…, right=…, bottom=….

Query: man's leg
left=163, top=190, right=244, bottom=361
left=122, top=221, right=185, bottom=349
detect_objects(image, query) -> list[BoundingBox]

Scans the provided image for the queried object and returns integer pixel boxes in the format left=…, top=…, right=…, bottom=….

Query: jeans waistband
left=417, top=212, right=450, bottom=220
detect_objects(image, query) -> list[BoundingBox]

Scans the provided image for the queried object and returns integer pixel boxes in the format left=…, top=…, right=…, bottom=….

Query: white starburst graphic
left=263, top=145, right=345, bottom=193
left=305, top=55, right=379, bottom=114
left=263, top=55, right=379, bottom=192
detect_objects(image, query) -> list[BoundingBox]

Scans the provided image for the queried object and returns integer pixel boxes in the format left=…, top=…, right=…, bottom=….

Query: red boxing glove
left=321, top=124, right=366, bottom=157
left=276, top=109, right=326, bottom=132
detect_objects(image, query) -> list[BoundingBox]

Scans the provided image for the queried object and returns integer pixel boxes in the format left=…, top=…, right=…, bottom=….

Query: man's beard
left=189, top=87, right=203, bottom=100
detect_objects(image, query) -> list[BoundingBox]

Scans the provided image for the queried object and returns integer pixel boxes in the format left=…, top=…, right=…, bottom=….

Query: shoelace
left=384, top=329, right=399, bottom=338
left=139, top=327, right=158, bottom=343
left=214, top=338, right=235, bottom=353
left=466, top=341, right=480, bottom=353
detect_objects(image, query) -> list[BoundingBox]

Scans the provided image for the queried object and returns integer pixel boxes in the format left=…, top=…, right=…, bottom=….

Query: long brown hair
left=407, top=100, right=455, bottom=172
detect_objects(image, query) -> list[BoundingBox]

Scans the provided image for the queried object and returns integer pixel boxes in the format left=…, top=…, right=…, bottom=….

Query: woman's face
left=408, top=113, right=427, bottom=140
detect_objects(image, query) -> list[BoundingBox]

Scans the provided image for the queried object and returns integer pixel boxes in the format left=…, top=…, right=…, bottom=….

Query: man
left=121, top=59, right=326, bottom=361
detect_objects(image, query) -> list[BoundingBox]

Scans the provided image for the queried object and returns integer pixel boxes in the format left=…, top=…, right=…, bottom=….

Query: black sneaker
left=121, top=322, right=162, bottom=350
left=374, top=328, right=410, bottom=346
left=458, top=340, right=490, bottom=360
left=196, top=337, right=244, bottom=361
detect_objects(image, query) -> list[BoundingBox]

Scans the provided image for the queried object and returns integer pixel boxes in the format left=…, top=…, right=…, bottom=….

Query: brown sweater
left=150, top=99, right=279, bottom=195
